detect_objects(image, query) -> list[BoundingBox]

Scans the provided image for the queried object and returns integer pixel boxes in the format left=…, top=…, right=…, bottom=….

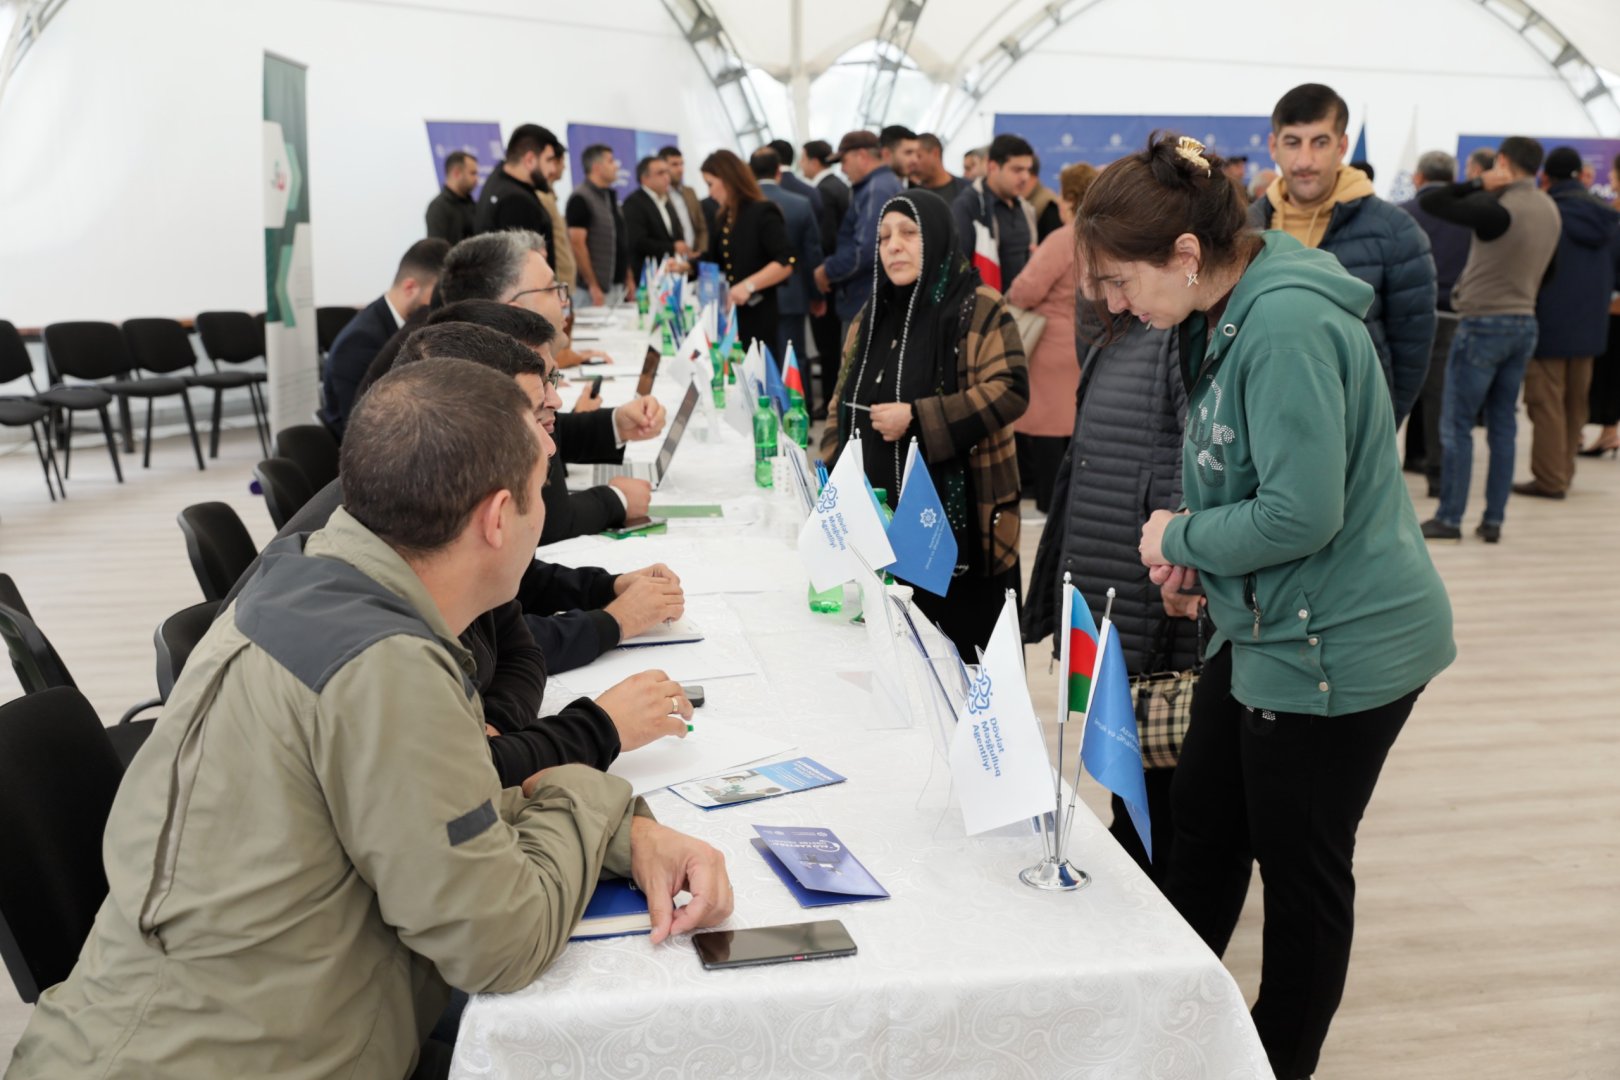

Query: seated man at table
left=6, top=357, right=732, bottom=1080
left=435, top=230, right=667, bottom=540
left=319, top=237, right=449, bottom=439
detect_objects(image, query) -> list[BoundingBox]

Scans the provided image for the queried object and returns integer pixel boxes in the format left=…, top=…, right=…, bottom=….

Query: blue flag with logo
left=1080, top=622, right=1153, bottom=860
left=886, top=442, right=957, bottom=597
left=761, top=343, right=791, bottom=415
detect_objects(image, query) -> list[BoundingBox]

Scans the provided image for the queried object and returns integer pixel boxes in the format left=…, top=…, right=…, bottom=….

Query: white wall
left=0, top=0, right=738, bottom=326
left=948, top=0, right=1600, bottom=194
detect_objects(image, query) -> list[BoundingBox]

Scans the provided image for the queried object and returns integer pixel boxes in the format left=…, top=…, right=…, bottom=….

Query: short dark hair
left=439, top=231, right=544, bottom=305
left=1349, top=159, right=1375, bottom=182
left=988, top=133, right=1034, bottom=165
left=657, top=145, right=683, bottom=161
left=917, top=133, right=943, bottom=155
left=767, top=139, right=795, bottom=167
left=357, top=300, right=555, bottom=402
left=581, top=144, right=613, bottom=172
left=444, top=150, right=475, bottom=177
left=1468, top=147, right=1497, bottom=174
left=1497, top=136, right=1545, bottom=177
left=1271, top=83, right=1349, bottom=134
left=880, top=124, right=917, bottom=152
left=749, top=147, right=781, bottom=180
left=1543, top=145, right=1582, bottom=180
left=342, top=357, right=543, bottom=556
left=392, top=238, right=450, bottom=287
left=426, top=300, right=555, bottom=350
left=394, top=321, right=546, bottom=380
left=1417, top=150, right=1457, bottom=183
left=802, top=140, right=833, bottom=166
left=506, top=123, right=562, bottom=164
left=635, top=155, right=658, bottom=181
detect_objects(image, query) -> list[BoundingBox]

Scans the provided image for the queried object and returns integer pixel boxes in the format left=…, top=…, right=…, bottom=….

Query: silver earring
left=1186, top=272, right=1198, bottom=288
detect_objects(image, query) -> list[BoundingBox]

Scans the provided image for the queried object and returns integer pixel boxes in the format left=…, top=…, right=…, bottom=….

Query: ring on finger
left=669, top=696, right=679, bottom=715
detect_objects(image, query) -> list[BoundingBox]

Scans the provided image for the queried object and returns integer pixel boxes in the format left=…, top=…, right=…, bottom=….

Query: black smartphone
left=588, top=375, right=604, bottom=399
left=693, top=921, right=856, bottom=970
left=682, top=684, right=705, bottom=708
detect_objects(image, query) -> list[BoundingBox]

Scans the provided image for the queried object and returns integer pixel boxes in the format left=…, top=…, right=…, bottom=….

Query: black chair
left=25, top=325, right=123, bottom=483
left=155, top=600, right=220, bottom=699
left=0, top=574, right=158, bottom=748
left=124, top=317, right=268, bottom=462
left=317, top=305, right=359, bottom=355
left=253, top=457, right=314, bottom=530
left=0, top=687, right=124, bottom=1003
left=275, top=424, right=339, bottom=491
left=177, top=502, right=258, bottom=602
left=195, top=311, right=271, bottom=456
left=42, top=321, right=205, bottom=472
left=0, top=320, right=64, bottom=500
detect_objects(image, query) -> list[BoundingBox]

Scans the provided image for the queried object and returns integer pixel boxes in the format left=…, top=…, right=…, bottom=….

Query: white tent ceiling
left=709, top=0, right=1620, bottom=85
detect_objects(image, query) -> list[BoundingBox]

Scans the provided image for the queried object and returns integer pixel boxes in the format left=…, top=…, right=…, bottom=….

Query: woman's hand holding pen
left=869, top=402, right=913, bottom=441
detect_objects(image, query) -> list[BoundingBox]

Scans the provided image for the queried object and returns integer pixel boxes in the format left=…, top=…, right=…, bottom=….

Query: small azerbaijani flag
left=783, top=341, right=806, bottom=401
left=1065, top=585, right=1101, bottom=716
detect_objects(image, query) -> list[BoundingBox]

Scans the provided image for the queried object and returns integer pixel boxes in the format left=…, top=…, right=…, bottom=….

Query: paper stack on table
left=608, top=719, right=793, bottom=797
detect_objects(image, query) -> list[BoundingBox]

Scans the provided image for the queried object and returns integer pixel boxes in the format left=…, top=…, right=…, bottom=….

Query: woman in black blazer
left=699, top=150, right=793, bottom=352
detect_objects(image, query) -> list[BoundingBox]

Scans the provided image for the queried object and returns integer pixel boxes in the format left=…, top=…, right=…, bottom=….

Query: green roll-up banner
left=263, top=52, right=318, bottom=433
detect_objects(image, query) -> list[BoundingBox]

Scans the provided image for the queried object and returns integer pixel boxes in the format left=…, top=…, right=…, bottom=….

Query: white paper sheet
left=608, top=720, right=795, bottom=797
left=556, top=638, right=757, bottom=697
left=537, top=536, right=800, bottom=596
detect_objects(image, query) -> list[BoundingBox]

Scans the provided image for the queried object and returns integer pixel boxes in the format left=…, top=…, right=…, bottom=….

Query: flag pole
left=1060, top=587, right=1117, bottom=857
left=1020, top=575, right=1091, bottom=892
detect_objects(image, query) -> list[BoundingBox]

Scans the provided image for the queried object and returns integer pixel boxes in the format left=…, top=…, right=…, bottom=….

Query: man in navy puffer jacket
left=1250, top=83, right=1437, bottom=423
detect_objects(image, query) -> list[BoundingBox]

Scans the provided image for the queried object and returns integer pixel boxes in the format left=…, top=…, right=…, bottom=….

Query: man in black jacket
left=319, top=238, right=448, bottom=439
left=475, top=123, right=560, bottom=263
left=437, top=231, right=667, bottom=540
left=222, top=320, right=688, bottom=789
left=1250, top=83, right=1437, bottom=423
left=622, top=155, right=686, bottom=268
left=801, top=138, right=852, bottom=417
left=425, top=150, right=478, bottom=244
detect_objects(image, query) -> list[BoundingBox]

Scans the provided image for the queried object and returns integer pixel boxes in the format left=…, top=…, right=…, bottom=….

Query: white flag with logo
left=796, top=437, right=896, bottom=591
left=678, top=320, right=712, bottom=388
left=949, top=594, right=1055, bottom=835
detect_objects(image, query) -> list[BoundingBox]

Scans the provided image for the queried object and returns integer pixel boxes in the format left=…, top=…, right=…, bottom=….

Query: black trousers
left=910, top=563, right=1020, bottom=662
left=1015, top=433, right=1069, bottom=513
left=810, top=308, right=846, bottom=417
left=1108, top=768, right=1174, bottom=890
left=1164, top=646, right=1422, bottom=1079
left=1589, top=314, right=1620, bottom=427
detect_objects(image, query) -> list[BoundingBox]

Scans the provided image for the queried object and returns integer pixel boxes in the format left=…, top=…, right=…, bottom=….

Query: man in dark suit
left=475, top=123, right=560, bottom=263
left=425, top=150, right=478, bottom=244
left=622, top=155, right=688, bottom=270
left=767, top=139, right=825, bottom=222
left=751, top=148, right=823, bottom=371
left=801, top=139, right=852, bottom=417
left=319, top=238, right=449, bottom=439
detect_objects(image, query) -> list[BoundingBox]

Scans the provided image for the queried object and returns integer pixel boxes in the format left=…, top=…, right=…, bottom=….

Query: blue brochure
left=751, top=826, right=889, bottom=906
left=670, top=757, right=846, bottom=810
left=570, top=879, right=651, bottom=941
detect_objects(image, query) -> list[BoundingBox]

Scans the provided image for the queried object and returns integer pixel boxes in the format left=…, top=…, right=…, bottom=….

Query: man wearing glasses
left=439, top=231, right=666, bottom=540
left=320, top=238, right=449, bottom=439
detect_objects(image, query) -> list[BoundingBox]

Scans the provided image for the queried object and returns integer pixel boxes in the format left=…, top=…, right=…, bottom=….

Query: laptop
left=593, top=381, right=700, bottom=490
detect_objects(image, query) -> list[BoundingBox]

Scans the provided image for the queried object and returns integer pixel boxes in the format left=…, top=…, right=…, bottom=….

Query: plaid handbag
left=1129, top=615, right=1204, bottom=770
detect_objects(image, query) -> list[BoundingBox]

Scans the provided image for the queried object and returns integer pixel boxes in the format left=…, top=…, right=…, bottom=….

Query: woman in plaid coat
left=821, top=189, right=1029, bottom=656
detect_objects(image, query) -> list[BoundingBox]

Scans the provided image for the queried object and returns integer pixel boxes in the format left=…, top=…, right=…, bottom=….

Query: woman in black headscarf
left=821, top=189, right=1030, bottom=657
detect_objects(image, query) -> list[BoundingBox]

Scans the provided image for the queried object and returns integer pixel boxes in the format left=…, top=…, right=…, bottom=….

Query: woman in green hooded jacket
left=1077, top=133, right=1454, bottom=1080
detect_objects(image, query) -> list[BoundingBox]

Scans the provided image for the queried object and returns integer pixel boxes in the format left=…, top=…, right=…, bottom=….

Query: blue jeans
left=1437, top=315, right=1538, bottom=527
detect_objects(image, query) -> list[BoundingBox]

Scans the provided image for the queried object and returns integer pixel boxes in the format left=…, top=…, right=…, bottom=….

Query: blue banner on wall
left=1456, top=134, right=1620, bottom=200
left=567, top=123, right=679, bottom=194
left=994, top=113, right=1273, bottom=187
left=425, top=121, right=505, bottom=200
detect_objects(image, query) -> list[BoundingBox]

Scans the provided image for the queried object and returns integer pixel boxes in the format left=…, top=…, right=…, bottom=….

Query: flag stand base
left=1018, top=856, right=1090, bottom=892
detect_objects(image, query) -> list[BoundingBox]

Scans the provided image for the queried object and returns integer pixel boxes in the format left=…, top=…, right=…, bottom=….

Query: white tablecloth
left=450, top=317, right=1272, bottom=1079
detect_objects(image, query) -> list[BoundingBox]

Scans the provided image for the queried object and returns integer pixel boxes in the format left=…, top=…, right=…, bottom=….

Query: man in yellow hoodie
left=1250, top=83, right=1437, bottom=426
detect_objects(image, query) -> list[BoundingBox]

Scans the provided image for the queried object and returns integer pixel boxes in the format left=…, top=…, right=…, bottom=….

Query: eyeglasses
left=542, top=370, right=564, bottom=388
left=508, top=282, right=571, bottom=305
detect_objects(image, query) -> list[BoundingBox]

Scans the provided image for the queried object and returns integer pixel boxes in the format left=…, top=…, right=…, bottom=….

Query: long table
left=449, top=313, right=1273, bottom=1079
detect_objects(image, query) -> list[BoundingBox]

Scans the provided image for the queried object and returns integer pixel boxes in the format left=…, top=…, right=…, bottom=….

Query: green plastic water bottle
left=752, top=397, right=777, bottom=488
left=709, top=346, right=726, bottom=408
left=659, top=322, right=675, bottom=357
left=808, top=580, right=844, bottom=613
left=729, top=342, right=744, bottom=384
left=783, top=393, right=809, bottom=448
left=635, top=286, right=649, bottom=329
left=872, top=488, right=895, bottom=583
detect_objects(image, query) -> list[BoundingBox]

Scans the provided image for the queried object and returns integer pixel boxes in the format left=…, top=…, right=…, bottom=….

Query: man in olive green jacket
left=6, top=358, right=730, bottom=1080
